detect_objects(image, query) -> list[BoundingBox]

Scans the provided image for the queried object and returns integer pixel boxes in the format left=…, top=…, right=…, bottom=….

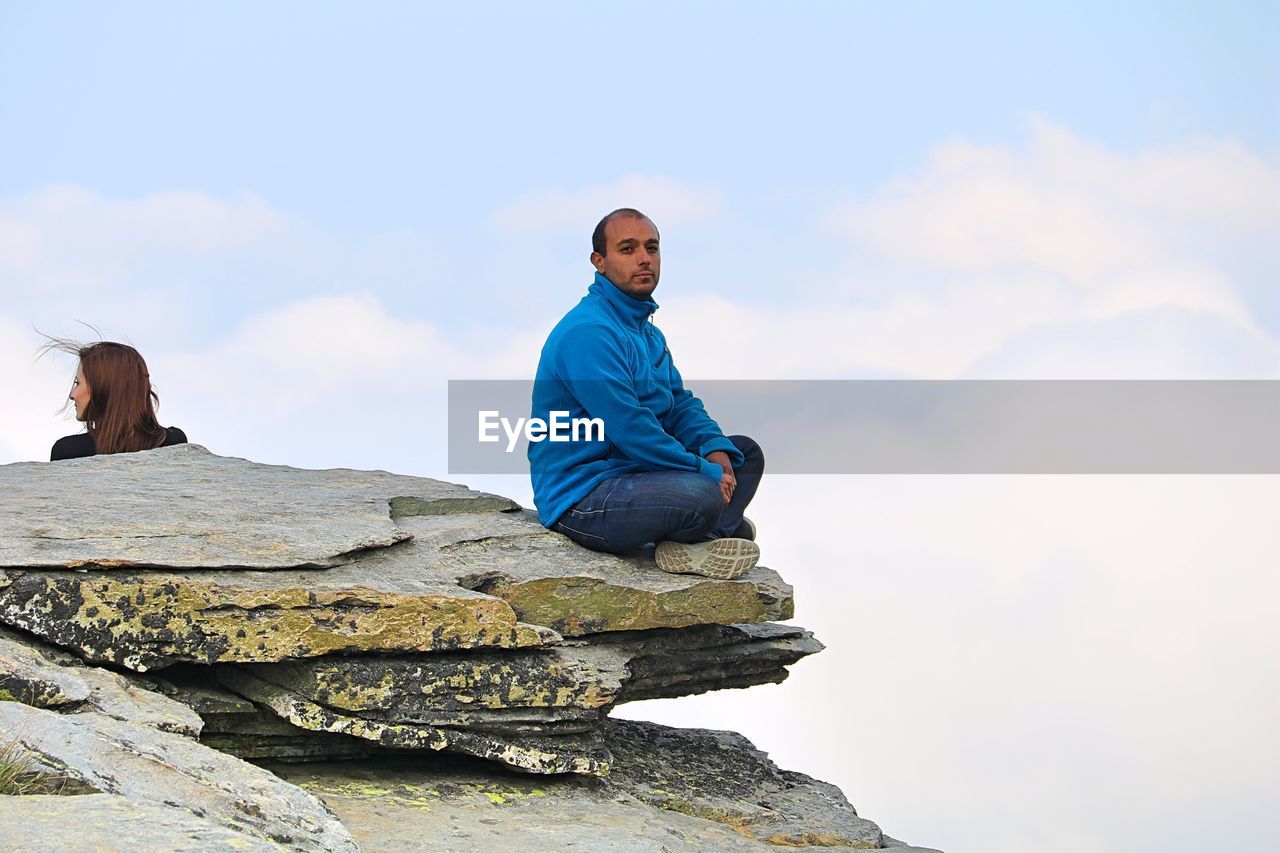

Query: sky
left=2, top=3, right=1278, bottom=851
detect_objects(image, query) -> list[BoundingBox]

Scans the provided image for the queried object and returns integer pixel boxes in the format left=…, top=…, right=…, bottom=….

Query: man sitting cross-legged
left=528, top=208, right=764, bottom=579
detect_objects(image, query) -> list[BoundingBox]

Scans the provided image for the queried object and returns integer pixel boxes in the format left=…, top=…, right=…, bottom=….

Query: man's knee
left=680, top=474, right=725, bottom=519
left=729, top=435, right=764, bottom=470
left=663, top=475, right=724, bottom=542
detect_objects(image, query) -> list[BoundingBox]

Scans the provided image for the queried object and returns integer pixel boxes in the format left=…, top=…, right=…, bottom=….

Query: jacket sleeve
left=657, top=335, right=745, bottom=466
left=558, top=324, right=723, bottom=481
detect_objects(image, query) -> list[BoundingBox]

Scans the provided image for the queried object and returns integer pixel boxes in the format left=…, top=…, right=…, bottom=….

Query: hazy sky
left=2, top=4, right=1277, bottom=851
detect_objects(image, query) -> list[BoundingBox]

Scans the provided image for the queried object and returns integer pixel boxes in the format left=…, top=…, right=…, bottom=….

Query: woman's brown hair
left=45, top=339, right=168, bottom=455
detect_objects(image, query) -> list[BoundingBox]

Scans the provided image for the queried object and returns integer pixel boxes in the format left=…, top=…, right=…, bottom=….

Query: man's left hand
left=707, top=450, right=736, bottom=505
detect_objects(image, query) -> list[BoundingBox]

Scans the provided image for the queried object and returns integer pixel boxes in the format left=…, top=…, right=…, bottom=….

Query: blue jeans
left=552, top=435, right=763, bottom=554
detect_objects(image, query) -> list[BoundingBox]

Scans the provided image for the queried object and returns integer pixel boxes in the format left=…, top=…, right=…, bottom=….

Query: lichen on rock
left=0, top=447, right=936, bottom=850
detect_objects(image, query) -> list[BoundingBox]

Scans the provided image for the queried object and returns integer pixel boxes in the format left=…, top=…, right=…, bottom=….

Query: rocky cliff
left=0, top=445, right=939, bottom=851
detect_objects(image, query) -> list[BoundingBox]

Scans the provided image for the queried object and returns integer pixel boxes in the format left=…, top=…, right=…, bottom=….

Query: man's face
left=591, top=215, right=660, bottom=300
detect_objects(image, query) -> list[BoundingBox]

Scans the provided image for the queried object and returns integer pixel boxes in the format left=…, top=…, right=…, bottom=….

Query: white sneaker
left=654, top=538, right=760, bottom=580
left=735, top=516, right=757, bottom=541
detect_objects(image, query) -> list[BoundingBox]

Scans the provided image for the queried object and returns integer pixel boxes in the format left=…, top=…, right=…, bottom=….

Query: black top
left=50, top=427, right=188, bottom=461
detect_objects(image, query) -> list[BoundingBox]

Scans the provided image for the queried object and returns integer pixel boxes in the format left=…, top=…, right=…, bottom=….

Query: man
left=528, top=208, right=764, bottom=579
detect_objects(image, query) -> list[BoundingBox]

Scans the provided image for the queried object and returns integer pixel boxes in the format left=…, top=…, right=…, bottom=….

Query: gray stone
left=279, top=761, right=770, bottom=851
left=71, top=665, right=205, bottom=737
left=233, top=623, right=821, bottom=735
left=199, top=623, right=817, bottom=776
left=0, top=512, right=791, bottom=671
left=0, top=795, right=280, bottom=852
left=605, top=720, right=884, bottom=848
left=0, top=625, right=89, bottom=707
left=217, top=667, right=610, bottom=775
left=0, top=625, right=202, bottom=735
left=146, top=671, right=260, bottom=716
left=159, top=669, right=401, bottom=762
left=0, top=702, right=356, bottom=851
left=0, top=447, right=931, bottom=848
left=0, top=443, right=515, bottom=570
left=267, top=719, right=892, bottom=850
left=200, top=709, right=379, bottom=762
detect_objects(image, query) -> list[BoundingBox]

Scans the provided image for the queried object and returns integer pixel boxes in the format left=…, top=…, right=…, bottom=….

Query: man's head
left=590, top=208, right=660, bottom=300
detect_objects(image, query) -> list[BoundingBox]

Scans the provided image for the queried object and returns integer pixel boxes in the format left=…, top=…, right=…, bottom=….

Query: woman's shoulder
left=162, top=426, right=188, bottom=446
left=50, top=433, right=95, bottom=461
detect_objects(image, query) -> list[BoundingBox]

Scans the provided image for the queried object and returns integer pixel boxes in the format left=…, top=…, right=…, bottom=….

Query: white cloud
left=619, top=474, right=1280, bottom=853
left=143, top=292, right=549, bottom=472
left=169, top=293, right=459, bottom=409
left=836, top=120, right=1280, bottom=284
left=653, top=122, right=1278, bottom=380
left=0, top=317, right=78, bottom=462
left=489, top=175, right=725, bottom=237
left=0, top=185, right=289, bottom=295
left=1, top=131, right=1277, bottom=853
left=658, top=275, right=1075, bottom=379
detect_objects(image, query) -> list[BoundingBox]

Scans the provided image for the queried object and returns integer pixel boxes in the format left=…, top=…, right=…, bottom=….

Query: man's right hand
left=719, top=469, right=736, bottom=505
left=707, top=450, right=736, bottom=505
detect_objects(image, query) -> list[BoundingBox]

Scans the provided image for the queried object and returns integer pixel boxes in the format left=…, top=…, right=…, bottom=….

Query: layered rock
left=0, top=444, right=519, bottom=569
left=267, top=721, right=942, bottom=852
left=0, top=501, right=792, bottom=672
left=0, top=447, right=936, bottom=850
left=0, top=796, right=283, bottom=853
left=1, top=625, right=202, bottom=735
left=198, top=622, right=821, bottom=774
left=0, top=702, right=356, bottom=851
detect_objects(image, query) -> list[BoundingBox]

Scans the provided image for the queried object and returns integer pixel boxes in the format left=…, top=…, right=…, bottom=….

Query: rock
left=0, top=447, right=935, bottom=848
left=280, top=762, right=769, bottom=852
left=0, top=444, right=515, bottom=570
left=0, top=625, right=89, bottom=707
left=0, top=796, right=280, bottom=852
left=202, top=622, right=817, bottom=774
left=227, top=621, right=817, bottom=728
left=266, top=720, right=887, bottom=851
left=0, top=625, right=202, bottom=735
left=217, top=667, right=611, bottom=775
left=596, top=621, right=825, bottom=703
left=0, top=512, right=791, bottom=671
left=0, top=702, right=356, bottom=851
left=70, top=666, right=205, bottom=737
left=199, top=704, right=380, bottom=762
left=604, top=720, right=883, bottom=848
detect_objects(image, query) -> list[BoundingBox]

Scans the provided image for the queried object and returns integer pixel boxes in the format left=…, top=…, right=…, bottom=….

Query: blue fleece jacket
left=529, top=272, right=744, bottom=527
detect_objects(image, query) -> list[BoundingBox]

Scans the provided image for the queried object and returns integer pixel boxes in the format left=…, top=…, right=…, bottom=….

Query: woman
left=49, top=340, right=187, bottom=461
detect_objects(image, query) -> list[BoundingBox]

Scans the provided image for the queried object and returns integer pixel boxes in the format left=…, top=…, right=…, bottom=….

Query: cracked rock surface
left=0, top=625, right=202, bottom=735
left=0, top=702, right=356, bottom=851
left=266, top=720, right=932, bottom=851
left=0, top=447, right=937, bottom=850
left=0, top=795, right=282, bottom=852
left=0, top=512, right=791, bottom=671
left=199, top=622, right=821, bottom=775
left=1, top=444, right=513, bottom=569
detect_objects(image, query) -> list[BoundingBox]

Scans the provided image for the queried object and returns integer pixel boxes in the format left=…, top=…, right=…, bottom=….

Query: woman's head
left=59, top=340, right=166, bottom=454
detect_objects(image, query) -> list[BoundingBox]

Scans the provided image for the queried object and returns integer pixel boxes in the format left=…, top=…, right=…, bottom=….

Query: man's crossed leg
left=552, top=435, right=764, bottom=578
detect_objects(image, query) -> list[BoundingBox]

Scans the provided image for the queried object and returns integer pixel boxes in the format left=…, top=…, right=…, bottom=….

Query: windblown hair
left=45, top=338, right=168, bottom=455
left=591, top=208, right=652, bottom=256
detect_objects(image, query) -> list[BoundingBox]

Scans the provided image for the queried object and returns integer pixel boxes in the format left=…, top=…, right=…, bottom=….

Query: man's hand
left=707, top=450, right=736, bottom=505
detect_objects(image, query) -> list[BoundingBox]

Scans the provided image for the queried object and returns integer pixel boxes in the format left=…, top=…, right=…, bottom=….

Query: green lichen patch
left=477, top=573, right=790, bottom=636
left=218, top=668, right=610, bottom=776
left=0, top=570, right=549, bottom=671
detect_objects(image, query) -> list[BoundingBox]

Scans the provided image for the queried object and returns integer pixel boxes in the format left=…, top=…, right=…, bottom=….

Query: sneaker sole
left=655, top=538, right=760, bottom=580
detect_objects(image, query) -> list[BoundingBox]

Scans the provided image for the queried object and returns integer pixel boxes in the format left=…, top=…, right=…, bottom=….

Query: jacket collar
left=589, top=272, right=658, bottom=328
